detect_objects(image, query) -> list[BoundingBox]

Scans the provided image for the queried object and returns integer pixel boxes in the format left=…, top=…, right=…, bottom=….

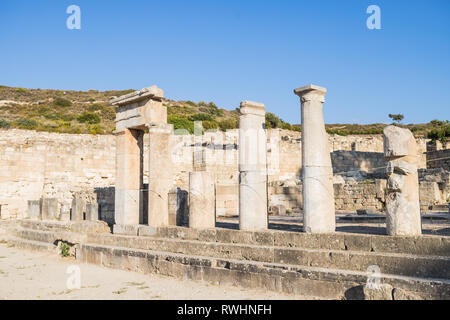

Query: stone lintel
left=111, top=85, right=164, bottom=106
left=146, top=122, right=173, bottom=134
left=294, top=84, right=327, bottom=98
left=239, top=101, right=266, bottom=116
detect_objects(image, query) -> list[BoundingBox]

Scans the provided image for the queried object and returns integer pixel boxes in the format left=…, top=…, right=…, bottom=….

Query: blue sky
left=0, top=0, right=449, bottom=124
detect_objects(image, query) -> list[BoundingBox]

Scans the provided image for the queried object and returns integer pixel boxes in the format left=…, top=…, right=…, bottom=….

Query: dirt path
left=0, top=244, right=316, bottom=300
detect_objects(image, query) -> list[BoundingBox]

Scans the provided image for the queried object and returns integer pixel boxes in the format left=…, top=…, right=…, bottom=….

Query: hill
left=0, top=85, right=448, bottom=142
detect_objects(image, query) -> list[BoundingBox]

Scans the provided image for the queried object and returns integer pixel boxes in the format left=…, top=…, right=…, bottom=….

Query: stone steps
left=141, top=225, right=450, bottom=257
left=76, top=242, right=450, bottom=300
left=6, top=220, right=450, bottom=299
left=81, top=232, right=450, bottom=279
left=7, top=236, right=58, bottom=253
left=12, top=225, right=450, bottom=280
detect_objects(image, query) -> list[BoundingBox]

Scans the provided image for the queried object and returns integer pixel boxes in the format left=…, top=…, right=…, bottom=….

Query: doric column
left=294, top=84, right=335, bottom=233
left=147, top=122, right=174, bottom=227
left=114, top=128, right=143, bottom=226
left=383, top=125, right=422, bottom=236
left=238, top=101, right=268, bottom=231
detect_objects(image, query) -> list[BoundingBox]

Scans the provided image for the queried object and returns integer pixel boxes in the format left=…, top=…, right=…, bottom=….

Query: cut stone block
left=41, top=198, right=59, bottom=221
left=86, top=203, right=99, bottom=221
left=27, top=200, right=42, bottom=220
left=71, top=197, right=85, bottom=221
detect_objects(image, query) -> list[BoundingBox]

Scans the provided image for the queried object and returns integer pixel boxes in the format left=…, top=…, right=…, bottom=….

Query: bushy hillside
left=0, top=85, right=448, bottom=142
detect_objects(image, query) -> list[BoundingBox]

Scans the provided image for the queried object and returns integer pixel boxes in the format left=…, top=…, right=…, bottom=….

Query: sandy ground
left=0, top=244, right=315, bottom=300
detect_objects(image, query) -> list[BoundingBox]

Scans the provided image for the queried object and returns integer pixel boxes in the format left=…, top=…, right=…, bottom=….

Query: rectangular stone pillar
left=41, top=198, right=59, bottom=221
left=114, top=128, right=143, bottom=226
left=59, top=204, right=70, bottom=222
left=27, top=200, right=42, bottom=220
left=189, top=171, right=215, bottom=229
left=147, top=123, right=174, bottom=227
left=86, top=203, right=99, bottom=221
left=294, top=85, right=335, bottom=233
left=384, top=125, right=422, bottom=236
left=238, top=101, right=268, bottom=231
left=71, top=196, right=85, bottom=221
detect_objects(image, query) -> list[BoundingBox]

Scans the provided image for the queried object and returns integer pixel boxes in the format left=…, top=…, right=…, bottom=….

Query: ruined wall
left=0, top=129, right=115, bottom=219
left=0, top=129, right=431, bottom=220
left=427, top=149, right=450, bottom=171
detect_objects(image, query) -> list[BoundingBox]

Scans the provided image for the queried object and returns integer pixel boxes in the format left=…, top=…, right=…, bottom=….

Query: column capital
left=239, top=100, right=266, bottom=116
left=293, top=84, right=327, bottom=103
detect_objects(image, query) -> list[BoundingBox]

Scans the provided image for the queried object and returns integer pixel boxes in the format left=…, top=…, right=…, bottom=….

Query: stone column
left=294, top=84, right=335, bottom=233
left=147, top=123, right=174, bottom=227
left=383, top=125, right=422, bottom=236
left=238, top=101, right=268, bottom=231
left=114, top=128, right=143, bottom=226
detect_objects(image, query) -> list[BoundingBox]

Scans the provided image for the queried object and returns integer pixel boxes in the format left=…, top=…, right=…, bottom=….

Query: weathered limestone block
left=27, top=200, right=41, bottom=220
left=114, top=128, right=143, bottom=226
left=363, top=284, right=393, bottom=300
left=384, top=125, right=421, bottom=236
left=269, top=204, right=286, bottom=215
left=392, top=288, right=421, bottom=300
left=294, top=85, right=335, bottom=233
left=41, top=198, right=59, bottom=221
left=238, top=101, right=268, bottom=231
left=147, top=123, right=174, bottom=227
left=86, top=203, right=99, bottom=221
left=189, top=171, right=215, bottom=229
left=59, top=204, right=70, bottom=222
left=419, top=181, right=442, bottom=210
left=71, top=196, right=86, bottom=221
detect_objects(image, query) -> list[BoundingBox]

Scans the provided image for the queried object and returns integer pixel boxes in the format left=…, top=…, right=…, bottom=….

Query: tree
left=388, top=114, right=404, bottom=123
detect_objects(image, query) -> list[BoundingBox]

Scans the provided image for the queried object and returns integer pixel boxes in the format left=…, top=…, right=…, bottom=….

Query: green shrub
left=265, top=112, right=282, bottom=129
left=15, top=119, right=38, bottom=129
left=168, top=116, right=194, bottom=134
left=218, top=119, right=238, bottom=131
left=88, top=124, right=105, bottom=135
left=77, top=112, right=101, bottom=124
left=428, top=125, right=450, bottom=143
left=281, top=122, right=292, bottom=130
left=202, top=120, right=219, bottom=131
left=53, top=97, right=72, bottom=107
left=0, top=119, right=11, bottom=128
left=60, top=243, right=71, bottom=257
left=88, top=103, right=105, bottom=112
left=189, top=113, right=214, bottom=122
left=185, top=101, right=197, bottom=108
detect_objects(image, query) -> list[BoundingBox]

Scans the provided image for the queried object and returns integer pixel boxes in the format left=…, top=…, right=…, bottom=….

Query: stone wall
left=0, top=129, right=432, bottom=221
left=427, top=145, right=450, bottom=171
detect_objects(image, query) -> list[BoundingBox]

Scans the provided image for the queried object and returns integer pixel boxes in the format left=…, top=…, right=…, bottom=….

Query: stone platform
left=1, top=219, right=449, bottom=300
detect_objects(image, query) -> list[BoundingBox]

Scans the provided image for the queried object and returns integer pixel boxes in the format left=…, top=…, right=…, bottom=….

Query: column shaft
left=238, top=101, right=268, bottom=231
left=294, top=85, right=335, bottom=233
left=114, top=128, right=143, bottom=225
left=148, top=123, right=173, bottom=227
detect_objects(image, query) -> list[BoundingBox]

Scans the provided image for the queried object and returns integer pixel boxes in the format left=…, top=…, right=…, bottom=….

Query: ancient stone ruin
left=384, top=125, right=422, bottom=236
left=0, top=84, right=449, bottom=300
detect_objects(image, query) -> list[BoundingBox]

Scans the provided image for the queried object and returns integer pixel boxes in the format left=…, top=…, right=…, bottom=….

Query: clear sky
left=0, top=0, right=449, bottom=124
